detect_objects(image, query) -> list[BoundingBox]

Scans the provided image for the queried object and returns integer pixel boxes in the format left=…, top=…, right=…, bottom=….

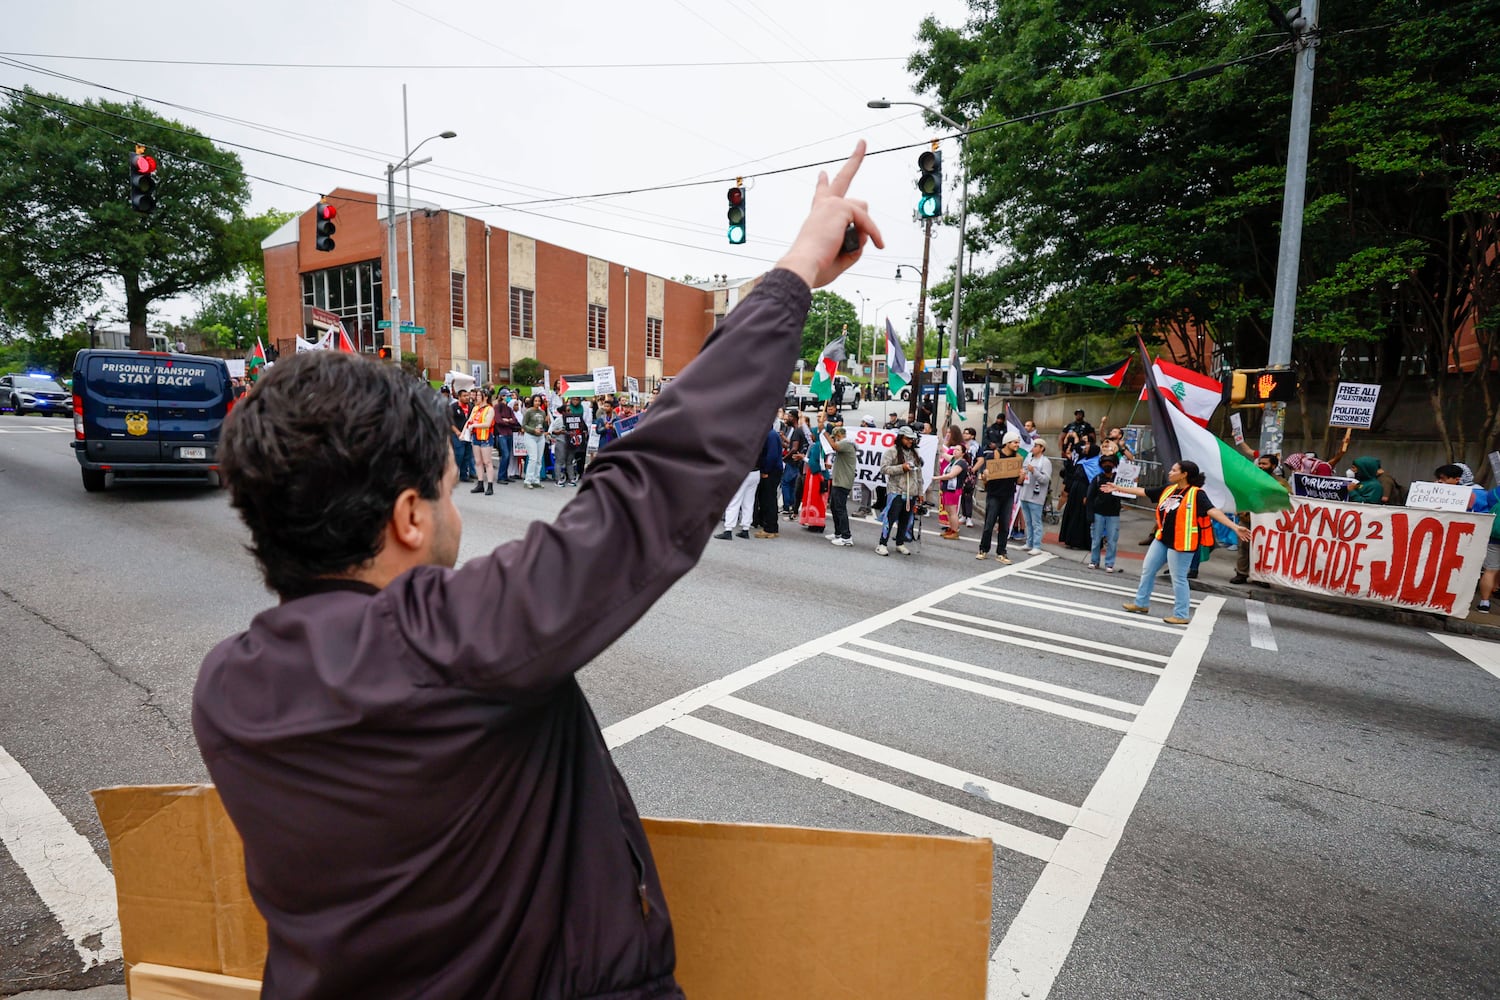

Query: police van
left=71, top=349, right=234, bottom=492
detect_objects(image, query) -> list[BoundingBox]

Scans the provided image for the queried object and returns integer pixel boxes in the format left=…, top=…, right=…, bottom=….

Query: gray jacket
left=881, top=444, right=923, bottom=497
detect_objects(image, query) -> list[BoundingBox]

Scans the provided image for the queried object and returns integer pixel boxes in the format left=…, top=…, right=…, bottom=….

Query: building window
left=301, top=259, right=383, bottom=352
left=509, top=287, right=534, bottom=340
left=450, top=272, right=466, bottom=328
left=645, top=317, right=663, bottom=359
left=588, top=304, right=608, bottom=351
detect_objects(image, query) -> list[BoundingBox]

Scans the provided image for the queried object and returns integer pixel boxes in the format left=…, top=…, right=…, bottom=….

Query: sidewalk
left=1054, top=504, right=1500, bottom=640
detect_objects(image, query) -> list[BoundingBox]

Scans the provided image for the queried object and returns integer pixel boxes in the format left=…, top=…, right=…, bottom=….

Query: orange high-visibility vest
left=471, top=405, right=494, bottom=442
left=1155, top=484, right=1214, bottom=551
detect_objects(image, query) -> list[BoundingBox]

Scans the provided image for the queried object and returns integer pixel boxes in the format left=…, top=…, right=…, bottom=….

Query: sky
left=5, top=0, right=978, bottom=350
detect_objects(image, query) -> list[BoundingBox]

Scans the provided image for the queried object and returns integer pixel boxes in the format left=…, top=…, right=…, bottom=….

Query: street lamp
left=869, top=98, right=970, bottom=363
left=387, top=130, right=456, bottom=363
left=854, top=289, right=869, bottom=392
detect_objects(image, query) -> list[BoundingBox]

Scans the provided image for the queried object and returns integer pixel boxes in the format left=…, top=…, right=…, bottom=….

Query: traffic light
left=315, top=201, right=337, bottom=252
left=377, top=344, right=393, bottom=361
left=1228, top=367, right=1297, bottom=405
left=128, top=147, right=157, bottom=214
left=916, top=147, right=942, bottom=219
left=726, top=183, right=746, bottom=245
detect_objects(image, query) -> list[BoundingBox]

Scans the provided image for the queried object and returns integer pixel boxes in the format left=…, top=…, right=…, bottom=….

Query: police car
left=1, top=373, right=73, bottom=416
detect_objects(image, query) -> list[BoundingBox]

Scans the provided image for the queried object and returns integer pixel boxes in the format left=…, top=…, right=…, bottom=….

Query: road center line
left=986, top=595, right=1225, bottom=1000
left=667, top=715, right=1060, bottom=862
left=1245, top=599, right=1278, bottom=651
left=0, top=744, right=121, bottom=969
left=603, top=556, right=1050, bottom=750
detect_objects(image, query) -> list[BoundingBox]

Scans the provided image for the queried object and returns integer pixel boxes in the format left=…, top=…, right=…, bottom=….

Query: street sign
left=400, top=324, right=425, bottom=335
left=377, top=320, right=393, bottom=329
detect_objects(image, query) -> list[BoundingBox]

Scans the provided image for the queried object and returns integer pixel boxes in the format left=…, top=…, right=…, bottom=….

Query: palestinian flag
left=333, top=320, right=357, bottom=353
left=248, top=338, right=267, bottom=379
left=885, top=319, right=912, bottom=395
left=944, top=343, right=966, bottom=419
left=558, top=373, right=595, bottom=398
left=1034, top=358, right=1130, bottom=390
left=1137, top=357, right=1221, bottom=427
left=1138, top=337, right=1288, bottom=515
left=810, top=336, right=846, bottom=401
left=1005, top=402, right=1032, bottom=458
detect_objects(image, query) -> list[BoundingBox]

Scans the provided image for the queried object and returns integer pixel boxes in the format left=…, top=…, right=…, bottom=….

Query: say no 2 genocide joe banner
left=1249, top=496, right=1489, bottom=617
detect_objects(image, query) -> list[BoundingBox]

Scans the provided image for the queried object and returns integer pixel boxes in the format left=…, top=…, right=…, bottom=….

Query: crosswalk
left=0, top=423, right=72, bottom=433
left=606, top=555, right=1224, bottom=1000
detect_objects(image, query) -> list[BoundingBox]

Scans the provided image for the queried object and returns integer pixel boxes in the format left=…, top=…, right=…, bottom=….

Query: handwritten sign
left=1249, top=497, right=1488, bottom=617
left=1114, top=459, right=1141, bottom=489
left=1405, top=481, right=1474, bottom=512
left=592, top=365, right=617, bottom=396
left=1290, top=473, right=1356, bottom=502
left=1329, top=382, right=1380, bottom=429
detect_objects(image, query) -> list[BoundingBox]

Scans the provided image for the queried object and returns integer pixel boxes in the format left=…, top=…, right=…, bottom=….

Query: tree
left=511, top=357, right=544, bottom=387
left=801, top=291, right=859, bottom=367
left=185, top=208, right=296, bottom=349
left=0, top=88, right=259, bottom=348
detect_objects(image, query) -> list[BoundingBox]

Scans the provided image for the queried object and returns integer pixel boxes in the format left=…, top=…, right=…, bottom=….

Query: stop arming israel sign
left=852, top=427, right=939, bottom=493
left=1249, top=496, right=1488, bottom=617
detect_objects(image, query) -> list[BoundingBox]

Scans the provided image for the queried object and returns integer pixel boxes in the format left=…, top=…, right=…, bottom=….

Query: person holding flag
left=809, top=336, right=846, bottom=402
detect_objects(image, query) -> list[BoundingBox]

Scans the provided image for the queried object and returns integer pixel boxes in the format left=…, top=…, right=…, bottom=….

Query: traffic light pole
left=386, top=164, right=402, bottom=363
left=908, top=217, right=933, bottom=426
left=1260, top=0, right=1319, bottom=459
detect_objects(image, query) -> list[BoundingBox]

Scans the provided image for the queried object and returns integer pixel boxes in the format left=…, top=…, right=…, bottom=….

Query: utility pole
left=909, top=217, right=933, bottom=425
left=1260, top=0, right=1320, bottom=458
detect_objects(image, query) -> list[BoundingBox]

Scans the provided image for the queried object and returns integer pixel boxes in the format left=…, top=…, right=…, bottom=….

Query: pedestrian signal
left=315, top=202, right=337, bottom=252
left=916, top=148, right=942, bottom=219
left=377, top=344, right=393, bottom=361
left=1228, top=368, right=1297, bottom=405
left=727, top=185, right=746, bottom=245
left=129, top=149, right=157, bottom=214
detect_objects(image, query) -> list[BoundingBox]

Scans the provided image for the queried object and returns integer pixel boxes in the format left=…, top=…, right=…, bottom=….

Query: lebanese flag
left=1034, top=358, right=1130, bottom=390
left=1138, top=337, right=1288, bottom=515
left=1137, top=357, right=1221, bottom=427
left=810, top=336, right=846, bottom=401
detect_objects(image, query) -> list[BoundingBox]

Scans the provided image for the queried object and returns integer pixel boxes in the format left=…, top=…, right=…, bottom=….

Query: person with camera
left=876, top=425, right=923, bottom=556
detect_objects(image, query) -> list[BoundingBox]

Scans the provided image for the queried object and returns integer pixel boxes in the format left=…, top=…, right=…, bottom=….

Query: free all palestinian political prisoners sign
left=1249, top=496, right=1489, bottom=617
left=1329, top=382, right=1380, bottom=428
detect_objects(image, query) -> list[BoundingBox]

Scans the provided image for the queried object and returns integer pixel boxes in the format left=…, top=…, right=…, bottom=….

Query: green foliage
left=0, top=88, right=258, bottom=341
left=510, top=357, right=544, bottom=387
left=801, top=291, right=859, bottom=364
left=0, top=323, right=89, bottom=377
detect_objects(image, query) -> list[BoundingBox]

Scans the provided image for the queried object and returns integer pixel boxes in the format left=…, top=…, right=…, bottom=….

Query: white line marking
left=847, top=637, right=1145, bottom=714
left=604, top=555, right=1052, bottom=750
left=0, top=744, right=121, bottom=969
left=714, top=696, right=1079, bottom=826
left=1432, top=633, right=1500, bottom=681
left=827, top=646, right=1134, bottom=732
left=668, top=715, right=1060, bottom=861
left=1245, top=600, right=1277, bottom=651
left=971, top=584, right=1186, bottom=626
left=986, top=596, right=1225, bottom=1000
left=904, top=615, right=1166, bottom=678
left=916, top=607, right=1172, bottom=665
left=1009, top=569, right=1198, bottom=606
left=955, top=588, right=1186, bottom=633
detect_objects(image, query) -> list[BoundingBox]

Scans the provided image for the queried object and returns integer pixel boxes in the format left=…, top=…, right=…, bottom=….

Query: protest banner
left=1290, top=472, right=1355, bottom=501
left=1114, top=459, right=1141, bottom=488
left=1249, top=496, right=1488, bottom=616
left=1229, top=413, right=1244, bottom=447
left=593, top=365, right=617, bottom=396
left=1329, top=382, right=1380, bottom=428
left=852, top=428, right=938, bottom=492
left=614, top=412, right=641, bottom=437
left=1405, top=481, right=1475, bottom=512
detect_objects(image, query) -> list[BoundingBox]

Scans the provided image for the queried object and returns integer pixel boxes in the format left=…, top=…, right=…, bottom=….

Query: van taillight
left=73, top=393, right=83, bottom=440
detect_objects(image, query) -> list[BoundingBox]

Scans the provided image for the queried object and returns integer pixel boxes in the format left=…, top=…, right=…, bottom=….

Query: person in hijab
left=1347, top=456, right=1385, bottom=503
left=1057, top=453, right=1094, bottom=549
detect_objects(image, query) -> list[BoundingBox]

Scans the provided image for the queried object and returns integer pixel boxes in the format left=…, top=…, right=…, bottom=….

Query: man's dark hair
left=220, top=352, right=451, bottom=599
left=1435, top=463, right=1464, bottom=480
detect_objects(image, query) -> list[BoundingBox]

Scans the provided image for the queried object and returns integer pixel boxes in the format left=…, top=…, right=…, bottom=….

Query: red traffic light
left=316, top=204, right=337, bottom=221
left=726, top=186, right=744, bottom=206
left=133, top=154, right=157, bottom=174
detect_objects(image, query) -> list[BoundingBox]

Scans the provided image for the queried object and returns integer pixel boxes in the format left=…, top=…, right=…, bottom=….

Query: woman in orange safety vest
left=1104, top=460, right=1247, bottom=625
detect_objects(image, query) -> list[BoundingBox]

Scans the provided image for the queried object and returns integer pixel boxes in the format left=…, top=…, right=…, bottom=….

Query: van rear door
left=155, top=357, right=226, bottom=463
left=81, top=355, right=161, bottom=463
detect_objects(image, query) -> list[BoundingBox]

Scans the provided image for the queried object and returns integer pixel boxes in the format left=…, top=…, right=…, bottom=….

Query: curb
left=1188, top=577, right=1500, bottom=641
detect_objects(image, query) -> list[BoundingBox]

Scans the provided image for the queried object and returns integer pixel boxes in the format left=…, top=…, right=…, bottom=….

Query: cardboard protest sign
left=852, top=428, right=939, bottom=492
left=985, top=456, right=1023, bottom=480
left=1329, top=382, right=1379, bottom=428
left=1114, top=460, right=1141, bottom=488
left=1405, top=481, right=1474, bottom=512
left=592, top=365, right=617, bottom=396
left=1249, top=496, right=1489, bottom=616
left=1290, top=473, right=1356, bottom=501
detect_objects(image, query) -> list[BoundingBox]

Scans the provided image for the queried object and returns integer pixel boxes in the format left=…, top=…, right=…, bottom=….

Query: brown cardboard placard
left=94, top=786, right=994, bottom=1000
left=986, top=455, right=1023, bottom=480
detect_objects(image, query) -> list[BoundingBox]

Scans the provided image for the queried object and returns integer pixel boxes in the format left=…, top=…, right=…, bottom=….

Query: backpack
left=1387, top=478, right=1407, bottom=506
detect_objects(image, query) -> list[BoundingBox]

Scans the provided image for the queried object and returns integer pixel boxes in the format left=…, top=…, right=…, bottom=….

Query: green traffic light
left=728, top=225, right=746, bottom=245
left=918, top=196, right=940, bottom=218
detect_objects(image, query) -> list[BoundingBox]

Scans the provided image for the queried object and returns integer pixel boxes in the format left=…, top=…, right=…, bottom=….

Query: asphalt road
left=1, top=411, right=1497, bottom=999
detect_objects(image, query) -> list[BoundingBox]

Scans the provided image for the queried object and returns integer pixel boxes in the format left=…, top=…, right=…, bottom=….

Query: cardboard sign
left=592, top=365, right=617, bottom=396
left=1249, top=497, right=1489, bottom=616
left=1290, top=473, right=1356, bottom=501
left=1229, top=413, right=1244, bottom=446
left=1405, top=481, right=1475, bottom=512
left=852, top=428, right=939, bottom=492
left=626, top=375, right=640, bottom=396
left=985, top=456, right=1023, bottom=480
left=225, top=359, right=246, bottom=378
left=1113, top=459, right=1141, bottom=488
left=1329, top=382, right=1380, bottom=428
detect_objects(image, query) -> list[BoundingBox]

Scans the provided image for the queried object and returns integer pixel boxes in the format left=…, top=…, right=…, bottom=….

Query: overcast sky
left=7, top=0, right=977, bottom=345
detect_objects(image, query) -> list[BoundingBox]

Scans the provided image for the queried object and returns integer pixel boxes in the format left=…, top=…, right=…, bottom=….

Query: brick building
left=261, top=188, right=748, bottom=387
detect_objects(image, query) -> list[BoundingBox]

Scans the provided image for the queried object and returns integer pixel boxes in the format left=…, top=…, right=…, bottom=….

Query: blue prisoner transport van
left=71, top=349, right=234, bottom=492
